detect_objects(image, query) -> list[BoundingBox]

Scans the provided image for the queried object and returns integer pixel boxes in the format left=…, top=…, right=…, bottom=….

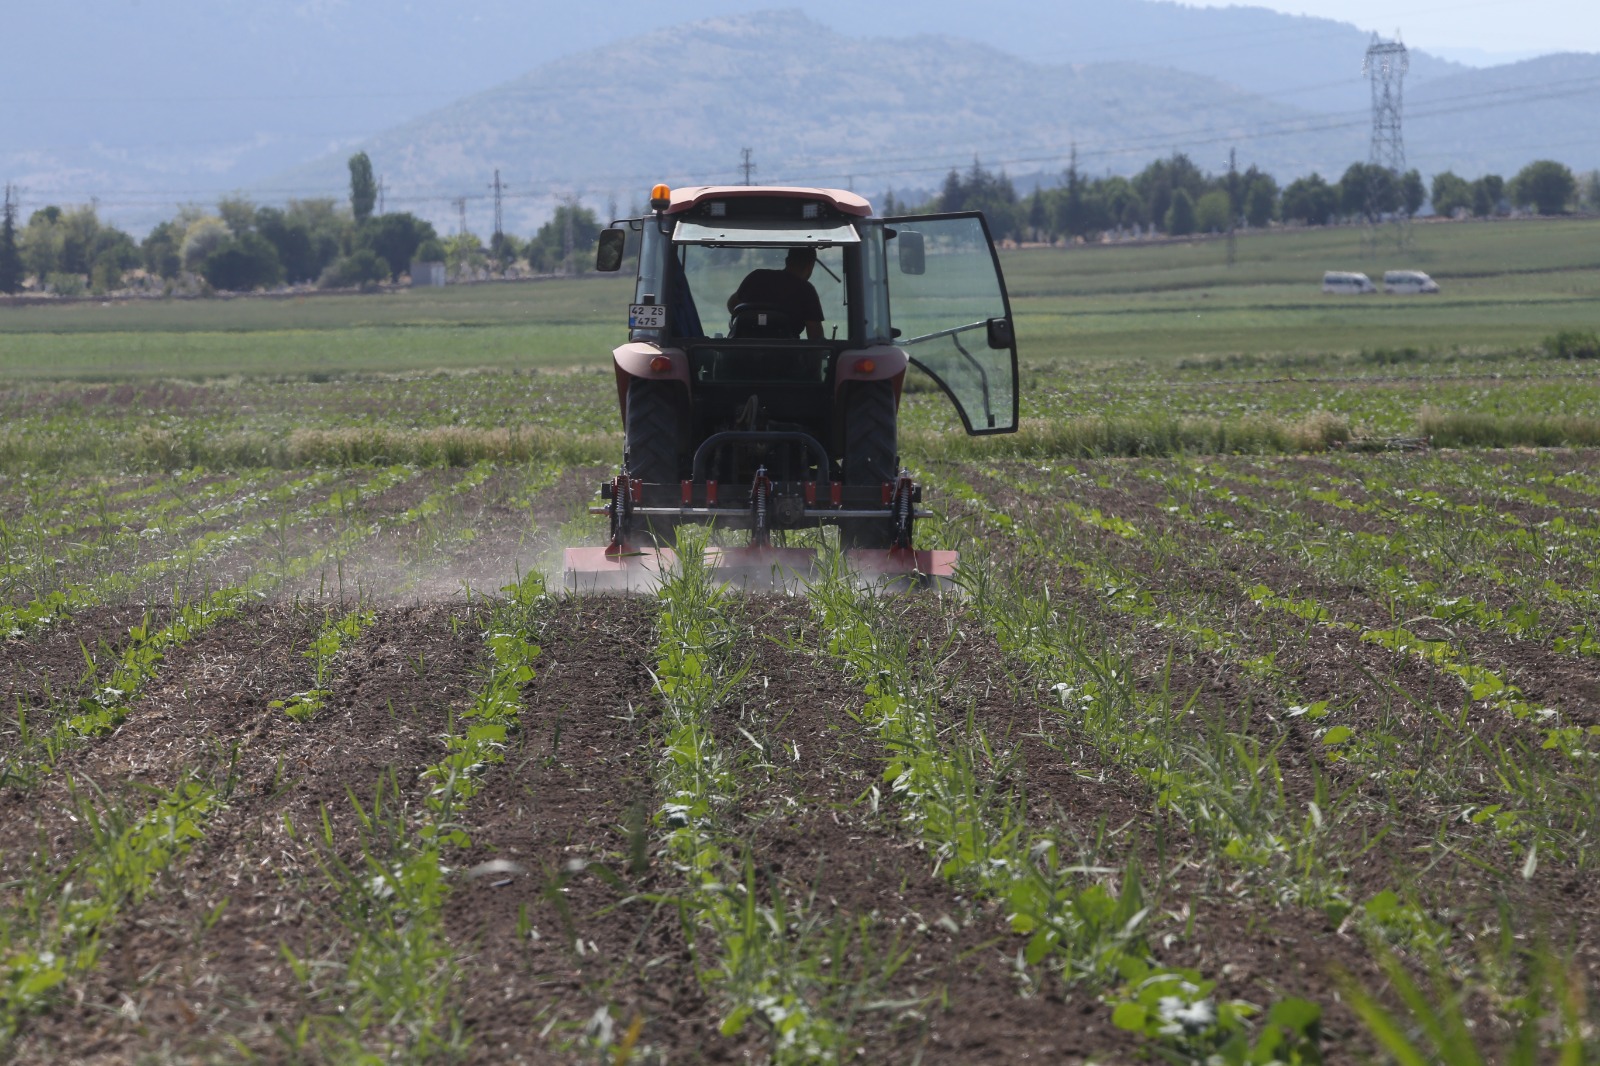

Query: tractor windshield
left=675, top=244, right=848, bottom=342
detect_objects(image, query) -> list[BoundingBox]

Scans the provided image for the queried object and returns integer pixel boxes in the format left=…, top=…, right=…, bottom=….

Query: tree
left=181, top=217, right=231, bottom=272
left=444, top=232, right=487, bottom=276
left=141, top=220, right=185, bottom=278
left=1026, top=186, right=1047, bottom=242
left=488, top=230, right=520, bottom=268
left=1339, top=163, right=1398, bottom=221
left=526, top=202, right=601, bottom=273
left=284, top=198, right=349, bottom=277
left=254, top=207, right=320, bottom=283
left=938, top=168, right=965, bottom=213
left=348, top=152, right=377, bottom=224
left=21, top=207, right=64, bottom=282
left=1281, top=173, right=1338, bottom=225
left=89, top=225, right=139, bottom=292
left=1581, top=170, right=1600, bottom=213
left=217, top=196, right=257, bottom=236
left=1194, top=189, right=1231, bottom=233
left=319, top=249, right=389, bottom=290
left=934, top=159, right=1019, bottom=239
left=1400, top=169, right=1426, bottom=217
left=1430, top=171, right=1473, bottom=217
left=1059, top=152, right=1089, bottom=239
left=201, top=233, right=284, bottom=291
left=357, top=212, right=437, bottom=281
left=0, top=190, right=20, bottom=294
left=1510, top=160, right=1577, bottom=215
left=1471, top=174, right=1504, bottom=217
left=1241, top=168, right=1279, bottom=228
left=1134, top=154, right=1206, bottom=235
left=56, top=206, right=101, bottom=276
left=1165, top=188, right=1197, bottom=236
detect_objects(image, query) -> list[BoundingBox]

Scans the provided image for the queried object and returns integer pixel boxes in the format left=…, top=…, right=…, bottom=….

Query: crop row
left=919, top=456, right=1598, bottom=1058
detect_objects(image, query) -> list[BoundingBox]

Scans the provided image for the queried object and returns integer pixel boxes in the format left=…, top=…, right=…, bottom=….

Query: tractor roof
left=665, top=186, right=873, bottom=218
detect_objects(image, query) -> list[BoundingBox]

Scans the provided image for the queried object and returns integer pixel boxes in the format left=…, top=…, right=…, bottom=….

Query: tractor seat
left=728, top=303, right=798, bottom=339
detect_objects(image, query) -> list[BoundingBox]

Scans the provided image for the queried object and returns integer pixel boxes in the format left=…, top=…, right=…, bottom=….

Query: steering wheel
left=728, top=302, right=797, bottom=339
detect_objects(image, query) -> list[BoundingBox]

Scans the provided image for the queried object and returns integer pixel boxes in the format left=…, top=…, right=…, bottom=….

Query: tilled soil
left=2, top=603, right=485, bottom=1064
left=4, top=449, right=1599, bottom=1063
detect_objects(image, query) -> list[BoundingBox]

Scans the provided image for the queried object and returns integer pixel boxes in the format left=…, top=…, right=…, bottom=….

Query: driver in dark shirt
left=726, top=247, right=825, bottom=341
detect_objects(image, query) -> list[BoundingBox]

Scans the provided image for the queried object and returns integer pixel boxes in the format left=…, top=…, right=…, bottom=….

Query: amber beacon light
left=649, top=184, right=672, bottom=211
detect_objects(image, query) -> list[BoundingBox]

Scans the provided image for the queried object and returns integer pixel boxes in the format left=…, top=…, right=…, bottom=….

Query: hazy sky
left=1186, top=0, right=1600, bottom=60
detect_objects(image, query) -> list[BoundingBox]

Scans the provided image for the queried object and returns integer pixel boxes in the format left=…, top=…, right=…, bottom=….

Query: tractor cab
left=568, top=184, right=1018, bottom=592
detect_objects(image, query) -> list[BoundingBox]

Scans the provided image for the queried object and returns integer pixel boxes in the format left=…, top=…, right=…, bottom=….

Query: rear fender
left=614, top=343, right=690, bottom=418
left=832, top=345, right=909, bottom=403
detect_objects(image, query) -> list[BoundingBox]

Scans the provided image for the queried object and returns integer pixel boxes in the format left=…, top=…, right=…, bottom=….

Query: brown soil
left=3, top=603, right=484, bottom=1064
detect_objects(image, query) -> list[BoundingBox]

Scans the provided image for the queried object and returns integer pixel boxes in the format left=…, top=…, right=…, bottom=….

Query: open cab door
left=882, top=212, right=1019, bottom=434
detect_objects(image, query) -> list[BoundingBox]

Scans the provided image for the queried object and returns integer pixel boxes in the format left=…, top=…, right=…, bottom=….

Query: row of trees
left=2, top=150, right=1594, bottom=294
left=908, top=155, right=1599, bottom=244
left=0, top=153, right=604, bottom=295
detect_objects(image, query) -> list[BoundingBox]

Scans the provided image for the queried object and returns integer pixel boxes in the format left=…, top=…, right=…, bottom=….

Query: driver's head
left=785, top=246, right=817, bottom=278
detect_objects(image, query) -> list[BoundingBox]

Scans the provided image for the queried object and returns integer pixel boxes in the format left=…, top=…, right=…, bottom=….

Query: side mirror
left=897, top=230, right=925, bottom=275
left=985, top=317, right=1013, bottom=350
left=595, top=228, right=627, bottom=272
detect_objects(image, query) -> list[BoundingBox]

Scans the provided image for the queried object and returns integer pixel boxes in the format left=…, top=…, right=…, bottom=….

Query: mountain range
left=1, top=2, right=1594, bottom=234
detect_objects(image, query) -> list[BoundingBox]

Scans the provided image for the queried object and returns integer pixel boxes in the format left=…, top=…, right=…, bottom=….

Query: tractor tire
left=623, top=378, right=685, bottom=544
left=839, top=381, right=897, bottom=551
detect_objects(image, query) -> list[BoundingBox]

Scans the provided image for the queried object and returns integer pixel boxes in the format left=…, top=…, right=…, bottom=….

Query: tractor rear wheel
left=839, top=381, right=897, bottom=550
left=623, top=378, right=686, bottom=544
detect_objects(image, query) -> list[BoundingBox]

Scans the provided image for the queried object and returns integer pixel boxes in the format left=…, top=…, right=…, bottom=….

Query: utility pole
left=489, top=169, right=506, bottom=242
left=377, top=175, right=385, bottom=215
left=563, top=198, right=576, bottom=275
left=1364, top=30, right=1409, bottom=249
left=740, top=147, right=756, bottom=186
left=1226, top=147, right=1238, bottom=267
left=454, top=197, right=468, bottom=237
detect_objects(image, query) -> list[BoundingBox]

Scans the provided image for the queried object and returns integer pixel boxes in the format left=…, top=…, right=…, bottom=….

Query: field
left=2, top=220, right=1600, bottom=1064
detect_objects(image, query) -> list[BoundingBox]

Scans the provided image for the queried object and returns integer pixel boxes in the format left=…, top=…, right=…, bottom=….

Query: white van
left=1322, top=271, right=1376, bottom=294
left=1383, top=270, right=1439, bottom=294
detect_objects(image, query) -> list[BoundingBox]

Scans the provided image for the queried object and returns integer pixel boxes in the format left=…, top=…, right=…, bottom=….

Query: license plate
left=628, top=304, right=667, bottom=329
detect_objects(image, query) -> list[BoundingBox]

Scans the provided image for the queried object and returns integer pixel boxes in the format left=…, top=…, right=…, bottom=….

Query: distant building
left=411, top=260, right=447, bottom=287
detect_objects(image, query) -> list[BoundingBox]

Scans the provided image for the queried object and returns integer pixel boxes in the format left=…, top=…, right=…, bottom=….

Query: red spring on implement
left=750, top=467, right=773, bottom=548
left=605, top=473, right=635, bottom=556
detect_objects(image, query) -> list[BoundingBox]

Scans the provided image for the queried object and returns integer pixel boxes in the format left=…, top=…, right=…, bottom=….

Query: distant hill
left=273, top=11, right=1358, bottom=234
left=1406, top=52, right=1600, bottom=175
left=1, top=2, right=1593, bottom=234
left=275, top=11, right=1600, bottom=236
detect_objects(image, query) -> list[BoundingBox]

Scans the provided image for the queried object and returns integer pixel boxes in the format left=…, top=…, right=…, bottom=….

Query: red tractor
left=564, top=183, right=1018, bottom=591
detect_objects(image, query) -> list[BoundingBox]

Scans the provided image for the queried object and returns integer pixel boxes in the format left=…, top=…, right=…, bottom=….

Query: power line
left=20, top=66, right=1600, bottom=217
left=489, top=169, right=506, bottom=240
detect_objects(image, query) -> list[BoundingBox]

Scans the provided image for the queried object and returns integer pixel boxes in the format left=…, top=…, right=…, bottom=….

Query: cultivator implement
left=562, top=462, right=956, bottom=594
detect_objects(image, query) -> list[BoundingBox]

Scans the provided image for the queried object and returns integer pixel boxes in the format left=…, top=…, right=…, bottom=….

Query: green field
left=4, top=219, right=1600, bottom=1063
left=2, top=218, right=1597, bottom=380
